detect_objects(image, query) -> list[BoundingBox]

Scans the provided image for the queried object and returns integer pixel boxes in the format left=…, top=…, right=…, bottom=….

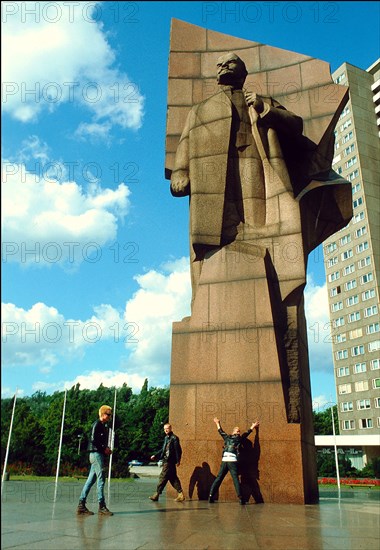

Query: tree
left=313, top=405, right=339, bottom=435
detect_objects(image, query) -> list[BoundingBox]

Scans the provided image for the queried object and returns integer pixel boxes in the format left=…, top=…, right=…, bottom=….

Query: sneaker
left=98, top=505, right=113, bottom=516
left=208, top=496, right=215, bottom=503
left=77, top=503, right=94, bottom=515
left=239, top=498, right=246, bottom=505
left=149, top=493, right=159, bottom=501
left=174, top=492, right=185, bottom=502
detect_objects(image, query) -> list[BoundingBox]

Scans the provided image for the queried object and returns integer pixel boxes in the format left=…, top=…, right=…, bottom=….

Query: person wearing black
left=77, top=405, right=113, bottom=516
left=149, top=423, right=185, bottom=502
left=209, top=417, right=260, bottom=505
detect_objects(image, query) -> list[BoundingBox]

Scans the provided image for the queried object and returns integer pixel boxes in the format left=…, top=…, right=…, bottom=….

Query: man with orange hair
left=77, top=405, right=113, bottom=516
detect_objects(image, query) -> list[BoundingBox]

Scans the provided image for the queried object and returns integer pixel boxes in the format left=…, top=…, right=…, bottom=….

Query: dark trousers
left=209, top=461, right=241, bottom=498
left=157, top=462, right=182, bottom=494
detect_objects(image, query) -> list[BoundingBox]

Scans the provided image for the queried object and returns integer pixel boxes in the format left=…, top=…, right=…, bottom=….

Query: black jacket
left=218, top=427, right=252, bottom=460
left=87, top=419, right=110, bottom=454
left=155, top=432, right=182, bottom=465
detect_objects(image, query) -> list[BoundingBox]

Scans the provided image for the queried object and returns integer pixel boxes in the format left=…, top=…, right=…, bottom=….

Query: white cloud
left=2, top=158, right=131, bottom=266
left=32, top=370, right=147, bottom=395
left=123, top=258, right=191, bottom=384
left=2, top=1, right=144, bottom=133
left=2, top=257, right=192, bottom=393
left=1, top=301, right=126, bottom=367
left=305, top=275, right=334, bottom=373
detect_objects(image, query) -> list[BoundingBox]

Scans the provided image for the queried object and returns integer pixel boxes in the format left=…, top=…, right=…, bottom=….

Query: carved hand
left=244, top=91, right=264, bottom=114
left=171, top=170, right=190, bottom=193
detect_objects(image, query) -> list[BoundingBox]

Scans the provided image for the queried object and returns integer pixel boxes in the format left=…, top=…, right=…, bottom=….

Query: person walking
left=76, top=405, right=113, bottom=516
left=149, top=423, right=185, bottom=502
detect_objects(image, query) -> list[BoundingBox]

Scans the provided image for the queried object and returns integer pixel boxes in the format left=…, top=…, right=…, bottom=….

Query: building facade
left=323, top=60, right=380, bottom=437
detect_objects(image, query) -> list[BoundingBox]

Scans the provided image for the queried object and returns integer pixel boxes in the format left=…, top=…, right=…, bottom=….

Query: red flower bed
left=318, top=477, right=380, bottom=486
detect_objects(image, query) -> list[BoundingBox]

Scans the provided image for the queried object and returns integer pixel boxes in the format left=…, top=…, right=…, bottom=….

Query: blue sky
left=2, top=1, right=379, bottom=409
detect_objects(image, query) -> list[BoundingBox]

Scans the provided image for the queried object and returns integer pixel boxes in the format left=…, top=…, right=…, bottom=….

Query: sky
left=2, top=1, right=379, bottom=411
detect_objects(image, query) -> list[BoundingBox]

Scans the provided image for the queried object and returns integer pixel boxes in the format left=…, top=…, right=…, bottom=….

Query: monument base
left=169, top=244, right=318, bottom=504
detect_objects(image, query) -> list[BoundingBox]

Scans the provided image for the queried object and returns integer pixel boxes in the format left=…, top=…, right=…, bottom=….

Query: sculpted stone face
left=216, top=52, right=247, bottom=87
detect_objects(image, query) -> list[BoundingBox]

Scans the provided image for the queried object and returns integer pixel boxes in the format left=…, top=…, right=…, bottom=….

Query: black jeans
left=156, top=462, right=182, bottom=494
left=209, top=461, right=241, bottom=498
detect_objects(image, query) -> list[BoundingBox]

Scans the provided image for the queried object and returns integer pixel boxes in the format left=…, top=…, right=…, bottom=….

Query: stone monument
left=165, top=19, right=352, bottom=504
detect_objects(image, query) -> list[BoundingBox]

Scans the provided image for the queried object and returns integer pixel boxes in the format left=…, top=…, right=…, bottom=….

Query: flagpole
left=54, top=389, right=67, bottom=502
left=1, top=389, right=18, bottom=494
left=107, top=388, right=117, bottom=502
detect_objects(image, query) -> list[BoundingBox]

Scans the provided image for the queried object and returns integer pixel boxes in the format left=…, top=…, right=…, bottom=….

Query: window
left=340, top=234, right=351, bottom=245
left=362, top=289, right=376, bottom=301
left=348, top=311, right=361, bottom=323
left=355, top=380, right=368, bottom=391
left=358, top=256, right=371, bottom=269
left=353, top=362, right=366, bottom=374
left=330, top=286, right=341, bottom=297
left=335, top=72, right=346, bottom=84
left=352, top=182, right=361, bottom=194
left=367, top=323, right=380, bottom=335
left=332, top=301, right=343, bottom=312
left=365, top=306, right=378, bottom=318
left=369, top=341, right=380, bottom=352
left=341, top=249, right=353, bottom=261
left=357, top=399, right=371, bottom=410
left=341, top=402, right=353, bottom=412
left=344, top=144, right=355, bottom=156
left=336, top=349, right=348, bottom=360
left=349, top=328, right=363, bottom=339
left=343, top=264, right=355, bottom=276
left=352, top=211, right=365, bottom=224
left=326, top=242, right=337, bottom=254
left=342, top=130, right=353, bottom=143
left=359, top=418, right=373, bottom=429
left=328, top=271, right=340, bottom=282
left=340, top=106, right=351, bottom=118
left=327, top=256, right=338, bottom=267
left=338, top=383, right=352, bottom=394
left=346, top=295, right=359, bottom=307
left=352, top=345, right=364, bottom=357
left=372, top=378, right=380, bottom=389
left=371, top=359, right=380, bottom=370
left=334, top=317, right=345, bottom=328
left=354, top=226, right=367, bottom=238
left=353, top=197, right=363, bottom=208
left=356, top=241, right=369, bottom=253
left=342, top=419, right=355, bottom=430
left=348, top=169, right=359, bottom=181
left=375, top=397, right=380, bottom=408
left=345, top=279, right=357, bottom=291
left=340, top=118, right=352, bottom=131
left=345, top=156, right=357, bottom=169
left=336, top=333, right=347, bottom=343
left=360, top=272, right=373, bottom=284
left=337, top=366, right=349, bottom=376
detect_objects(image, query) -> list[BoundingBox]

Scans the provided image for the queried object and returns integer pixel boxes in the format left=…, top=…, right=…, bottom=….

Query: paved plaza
left=1, top=474, right=379, bottom=550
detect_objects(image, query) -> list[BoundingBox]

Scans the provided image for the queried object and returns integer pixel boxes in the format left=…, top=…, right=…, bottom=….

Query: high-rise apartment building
left=323, top=60, right=380, bottom=436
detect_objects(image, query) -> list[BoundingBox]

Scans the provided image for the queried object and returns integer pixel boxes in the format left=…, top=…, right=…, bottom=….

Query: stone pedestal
left=169, top=244, right=318, bottom=504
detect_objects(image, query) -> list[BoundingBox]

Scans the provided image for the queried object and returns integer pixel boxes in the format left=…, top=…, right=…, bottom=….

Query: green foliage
left=1, top=381, right=169, bottom=478
left=313, top=405, right=339, bottom=435
left=357, top=457, right=380, bottom=478
left=316, top=450, right=358, bottom=478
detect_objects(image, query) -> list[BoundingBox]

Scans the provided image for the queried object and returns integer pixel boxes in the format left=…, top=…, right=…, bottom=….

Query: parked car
left=128, top=460, right=143, bottom=466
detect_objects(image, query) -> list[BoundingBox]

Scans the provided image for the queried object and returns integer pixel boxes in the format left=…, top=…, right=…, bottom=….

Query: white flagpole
left=1, top=389, right=18, bottom=494
left=107, top=388, right=117, bottom=501
left=54, top=389, right=67, bottom=502
left=331, top=402, right=341, bottom=495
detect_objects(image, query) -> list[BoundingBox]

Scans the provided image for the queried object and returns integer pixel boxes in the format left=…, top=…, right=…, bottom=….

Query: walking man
left=209, top=417, right=260, bottom=504
left=149, top=423, right=185, bottom=502
left=77, top=405, right=113, bottom=516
